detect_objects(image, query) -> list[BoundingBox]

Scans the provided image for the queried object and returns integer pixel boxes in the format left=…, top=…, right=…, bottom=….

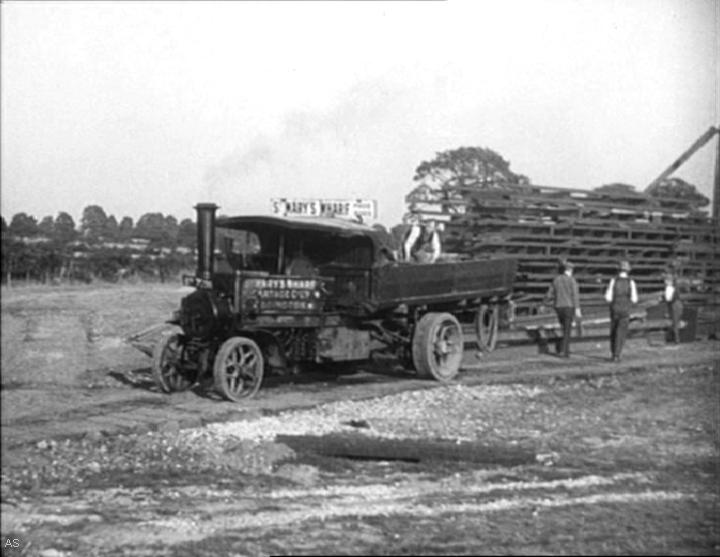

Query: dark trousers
left=667, top=300, right=683, bottom=343
left=555, top=307, right=575, bottom=356
left=610, top=310, right=630, bottom=358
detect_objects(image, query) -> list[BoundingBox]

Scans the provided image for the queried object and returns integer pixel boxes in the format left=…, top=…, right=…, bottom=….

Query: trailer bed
left=371, top=257, right=517, bottom=308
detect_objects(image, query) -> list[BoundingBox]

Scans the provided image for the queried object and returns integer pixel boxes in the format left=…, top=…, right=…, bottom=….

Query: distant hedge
left=1, top=206, right=197, bottom=286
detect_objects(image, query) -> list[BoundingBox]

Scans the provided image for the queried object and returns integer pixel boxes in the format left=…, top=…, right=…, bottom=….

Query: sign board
left=271, top=198, right=377, bottom=222
left=242, top=277, right=323, bottom=313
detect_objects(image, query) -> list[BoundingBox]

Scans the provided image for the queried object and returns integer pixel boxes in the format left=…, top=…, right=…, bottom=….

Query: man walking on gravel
left=604, top=260, right=638, bottom=362
left=663, top=271, right=683, bottom=344
left=544, top=260, right=582, bottom=358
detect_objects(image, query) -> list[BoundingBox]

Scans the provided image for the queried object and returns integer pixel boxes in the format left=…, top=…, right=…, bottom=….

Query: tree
left=51, top=212, right=77, bottom=281
left=163, top=215, right=179, bottom=247
left=88, top=248, right=131, bottom=281
left=12, top=243, right=40, bottom=281
left=38, top=215, right=55, bottom=237
left=53, top=212, right=77, bottom=244
left=645, top=177, right=710, bottom=207
left=36, top=242, right=63, bottom=283
left=9, top=213, right=39, bottom=238
left=413, top=146, right=530, bottom=190
left=119, top=216, right=134, bottom=241
left=135, top=212, right=167, bottom=244
left=1, top=217, right=12, bottom=284
left=105, top=215, right=119, bottom=242
left=81, top=205, right=109, bottom=242
left=177, top=218, right=196, bottom=248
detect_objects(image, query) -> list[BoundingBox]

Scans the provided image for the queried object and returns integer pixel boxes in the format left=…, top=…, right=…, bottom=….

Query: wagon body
left=371, top=258, right=517, bottom=309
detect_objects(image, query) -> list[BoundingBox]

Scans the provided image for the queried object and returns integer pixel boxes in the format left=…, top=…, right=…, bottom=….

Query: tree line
left=1, top=205, right=198, bottom=285
left=4, top=147, right=708, bottom=287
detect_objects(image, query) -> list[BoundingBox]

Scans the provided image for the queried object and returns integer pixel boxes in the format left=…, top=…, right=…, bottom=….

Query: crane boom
left=646, top=126, right=719, bottom=190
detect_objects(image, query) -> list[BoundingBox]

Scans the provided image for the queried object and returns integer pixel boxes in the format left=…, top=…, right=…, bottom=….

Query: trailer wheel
left=476, top=304, right=499, bottom=353
left=152, top=331, right=195, bottom=393
left=213, top=336, right=264, bottom=401
left=412, top=312, right=463, bottom=381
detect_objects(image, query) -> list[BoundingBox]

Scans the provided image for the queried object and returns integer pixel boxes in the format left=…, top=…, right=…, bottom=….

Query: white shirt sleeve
left=604, top=278, right=615, bottom=303
left=630, top=280, right=638, bottom=304
left=402, top=225, right=420, bottom=261
left=663, top=284, right=675, bottom=303
left=430, top=231, right=441, bottom=262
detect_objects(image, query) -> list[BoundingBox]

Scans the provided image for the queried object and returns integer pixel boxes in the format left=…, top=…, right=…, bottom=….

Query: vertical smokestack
left=195, top=203, right=219, bottom=282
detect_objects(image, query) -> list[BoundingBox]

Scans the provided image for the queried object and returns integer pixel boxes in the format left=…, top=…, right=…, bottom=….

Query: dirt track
left=2, top=335, right=716, bottom=448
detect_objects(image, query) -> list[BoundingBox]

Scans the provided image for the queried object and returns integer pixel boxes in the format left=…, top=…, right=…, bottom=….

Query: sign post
left=271, top=198, right=377, bottom=222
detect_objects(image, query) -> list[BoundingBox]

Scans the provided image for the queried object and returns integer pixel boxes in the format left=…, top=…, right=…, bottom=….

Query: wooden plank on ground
left=276, top=433, right=537, bottom=466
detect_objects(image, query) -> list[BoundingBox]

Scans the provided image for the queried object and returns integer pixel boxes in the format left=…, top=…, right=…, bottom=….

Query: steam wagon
left=150, top=204, right=517, bottom=401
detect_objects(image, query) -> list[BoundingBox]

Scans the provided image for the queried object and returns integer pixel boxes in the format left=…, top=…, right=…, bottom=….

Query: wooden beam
left=276, top=433, right=537, bottom=466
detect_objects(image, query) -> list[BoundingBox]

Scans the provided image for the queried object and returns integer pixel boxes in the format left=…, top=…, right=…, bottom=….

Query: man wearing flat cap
left=544, top=259, right=582, bottom=358
left=604, top=260, right=638, bottom=362
left=662, top=271, right=683, bottom=344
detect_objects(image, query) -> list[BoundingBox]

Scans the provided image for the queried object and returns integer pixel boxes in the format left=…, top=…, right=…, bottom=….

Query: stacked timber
left=406, top=182, right=719, bottom=333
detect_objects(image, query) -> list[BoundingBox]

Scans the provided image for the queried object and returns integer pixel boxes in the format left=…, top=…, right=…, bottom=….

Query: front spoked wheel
left=152, top=331, right=195, bottom=393
left=213, top=336, right=264, bottom=401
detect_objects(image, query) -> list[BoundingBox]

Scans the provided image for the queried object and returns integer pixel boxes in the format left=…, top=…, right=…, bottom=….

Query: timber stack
left=405, top=181, right=718, bottom=335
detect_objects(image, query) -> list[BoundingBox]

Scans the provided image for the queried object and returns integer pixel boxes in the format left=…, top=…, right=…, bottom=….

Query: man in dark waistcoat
left=604, top=260, right=638, bottom=362
left=402, top=217, right=441, bottom=263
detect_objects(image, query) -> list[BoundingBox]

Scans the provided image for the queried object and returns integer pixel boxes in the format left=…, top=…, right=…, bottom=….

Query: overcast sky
left=2, top=0, right=717, bottom=227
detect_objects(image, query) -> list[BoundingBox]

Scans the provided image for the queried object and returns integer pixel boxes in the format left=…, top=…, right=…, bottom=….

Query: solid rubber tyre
left=476, top=304, right=499, bottom=353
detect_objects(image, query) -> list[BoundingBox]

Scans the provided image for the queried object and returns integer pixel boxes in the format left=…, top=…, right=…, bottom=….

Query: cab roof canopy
left=216, top=215, right=391, bottom=255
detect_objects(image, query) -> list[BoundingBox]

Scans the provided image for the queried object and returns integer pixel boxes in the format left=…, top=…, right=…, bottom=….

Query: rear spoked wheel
left=213, top=336, right=264, bottom=401
left=412, top=312, right=463, bottom=381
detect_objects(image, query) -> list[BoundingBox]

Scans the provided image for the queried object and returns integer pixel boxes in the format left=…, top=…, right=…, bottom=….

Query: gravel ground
left=187, top=383, right=545, bottom=444
left=2, top=382, right=543, bottom=499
